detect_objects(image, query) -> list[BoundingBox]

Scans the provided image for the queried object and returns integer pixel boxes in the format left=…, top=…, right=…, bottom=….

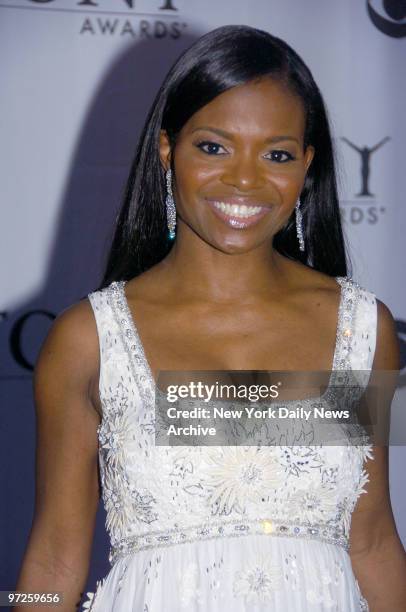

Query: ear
left=304, top=145, right=315, bottom=173
left=159, top=129, right=172, bottom=172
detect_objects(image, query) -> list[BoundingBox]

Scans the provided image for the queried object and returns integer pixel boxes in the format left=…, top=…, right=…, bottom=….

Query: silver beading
left=295, top=198, right=305, bottom=252
left=165, top=167, right=176, bottom=240
left=109, top=517, right=349, bottom=565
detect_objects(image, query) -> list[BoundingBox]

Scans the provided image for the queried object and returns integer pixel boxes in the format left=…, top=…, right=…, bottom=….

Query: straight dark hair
left=98, top=25, right=350, bottom=290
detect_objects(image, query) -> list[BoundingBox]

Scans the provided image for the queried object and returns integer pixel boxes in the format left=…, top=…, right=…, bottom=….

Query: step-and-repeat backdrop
left=1, top=0, right=405, bottom=602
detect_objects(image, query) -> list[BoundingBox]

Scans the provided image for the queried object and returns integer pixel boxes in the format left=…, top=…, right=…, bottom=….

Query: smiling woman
left=15, top=24, right=406, bottom=612
left=158, top=78, right=314, bottom=251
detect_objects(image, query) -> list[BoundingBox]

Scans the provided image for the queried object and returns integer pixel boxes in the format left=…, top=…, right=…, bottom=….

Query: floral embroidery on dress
left=232, top=553, right=282, bottom=602
left=322, top=465, right=340, bottom=487
left=340, top=447, right=373, bottom=535
left=177, top=561, right=203, bottom=608
left=97, top=378, right=159, bottom=539
left=361, top=445, right=374, bottom=462
left=288, top=483, right=338, bottom=523
left=100, top=381, right=130, bottom=418
left=170, top=455, right=194, bottom=479
left=102, top=471, right=158, bottom=536
left=304, top=562, right=338, bottom=608
left=279, top=446, right=324, bottom=478
left=99, top=412, right=135, bottom=468
left=103, top=479, right=134, bottom=535
left=203, top=446, right=282, bottom=515
left=306, top=584, right=336, bottom=608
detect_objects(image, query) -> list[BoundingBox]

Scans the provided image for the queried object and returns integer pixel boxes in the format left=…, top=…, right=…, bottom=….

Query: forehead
left=183, top=78, right=306, bottom=138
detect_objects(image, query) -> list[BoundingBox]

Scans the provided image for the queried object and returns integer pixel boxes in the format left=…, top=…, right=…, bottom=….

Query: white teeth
left=212, top=201, right=264, bottom=217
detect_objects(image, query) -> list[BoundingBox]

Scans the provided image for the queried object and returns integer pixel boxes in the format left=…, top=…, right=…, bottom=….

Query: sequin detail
left=109, top=517, right=349, bottom=565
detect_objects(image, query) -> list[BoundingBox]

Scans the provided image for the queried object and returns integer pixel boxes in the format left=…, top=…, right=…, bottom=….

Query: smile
left=212, top=201, right=264, bottom=218
left=206, top=199, right=271, bottom=229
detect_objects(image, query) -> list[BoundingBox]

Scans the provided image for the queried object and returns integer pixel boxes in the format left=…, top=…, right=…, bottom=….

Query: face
left=159, top=77, right=315, bottom=253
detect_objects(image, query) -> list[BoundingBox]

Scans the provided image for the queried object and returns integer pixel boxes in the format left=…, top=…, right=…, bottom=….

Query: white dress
left=83, top=276, right=376, bottom=611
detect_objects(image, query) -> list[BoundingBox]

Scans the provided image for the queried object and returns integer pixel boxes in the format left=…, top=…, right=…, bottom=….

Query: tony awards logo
left=341, top=137, right=390, bottom=197
left=339, top=136, right=390, bottom=225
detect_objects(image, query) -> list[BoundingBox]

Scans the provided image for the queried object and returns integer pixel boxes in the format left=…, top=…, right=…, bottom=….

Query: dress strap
left=332, top=277, right=377, bottom=393
left=87, top=284, right=131, bottom=413
left=107, top=281, right=156, bottom=424
left=349, top=281, right=377, bottom=372
left=332, top=276, right=360, bottom=370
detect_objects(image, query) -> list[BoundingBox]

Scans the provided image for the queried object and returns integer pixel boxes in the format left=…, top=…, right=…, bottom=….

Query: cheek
left=267, top=166, right=307, bottom=198
left=268, top=161, right=306, bottom=182
left=174, top=153, right=219, bottom=198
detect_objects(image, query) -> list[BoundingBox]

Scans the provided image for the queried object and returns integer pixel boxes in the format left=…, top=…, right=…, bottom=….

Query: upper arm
left=349, top=298, right=402, bottom=556
left=26, top=297, right=101, bottom=570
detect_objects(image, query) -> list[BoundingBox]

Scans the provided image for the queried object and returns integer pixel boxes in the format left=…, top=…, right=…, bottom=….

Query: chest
left=131, top=299, right=340, bottom=378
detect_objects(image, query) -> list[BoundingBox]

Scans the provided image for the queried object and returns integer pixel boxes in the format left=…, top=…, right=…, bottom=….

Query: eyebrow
left=191, top=126, right=299, bottom=144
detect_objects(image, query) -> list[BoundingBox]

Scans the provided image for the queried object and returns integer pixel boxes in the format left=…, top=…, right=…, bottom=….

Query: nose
left=220, top=152, right=266, bottom=191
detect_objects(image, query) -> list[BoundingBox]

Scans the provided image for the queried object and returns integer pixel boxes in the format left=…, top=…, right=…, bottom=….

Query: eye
left=195, top=140, right=227, bottom=155
left=265, top=150, right=295, bottom=163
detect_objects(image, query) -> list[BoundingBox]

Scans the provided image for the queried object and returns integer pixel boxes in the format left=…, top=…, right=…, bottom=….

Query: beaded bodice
left=87, top=277, right=377, bottom=567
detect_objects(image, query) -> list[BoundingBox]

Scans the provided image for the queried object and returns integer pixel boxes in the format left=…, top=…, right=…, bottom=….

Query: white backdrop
left=1, top=0, right=405, bottom=597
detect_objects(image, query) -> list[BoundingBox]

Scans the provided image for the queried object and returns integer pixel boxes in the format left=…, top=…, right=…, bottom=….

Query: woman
left=15, top=25, right=405, bottom=611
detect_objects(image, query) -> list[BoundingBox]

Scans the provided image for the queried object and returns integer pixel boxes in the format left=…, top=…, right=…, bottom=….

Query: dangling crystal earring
left=165, top=167, right=176, bottom=241
left=295, top=198, right=305, bottom=252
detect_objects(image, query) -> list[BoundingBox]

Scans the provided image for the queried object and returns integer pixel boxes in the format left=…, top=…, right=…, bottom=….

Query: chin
left=212, top=235, right=261, bottom=255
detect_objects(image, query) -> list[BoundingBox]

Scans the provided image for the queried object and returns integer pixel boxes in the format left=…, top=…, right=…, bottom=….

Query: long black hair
left=98, top=25, right=350, bottom=289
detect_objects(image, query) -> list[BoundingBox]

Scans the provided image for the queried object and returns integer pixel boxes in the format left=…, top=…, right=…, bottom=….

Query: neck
left=157, top=229, right=292, bottom=303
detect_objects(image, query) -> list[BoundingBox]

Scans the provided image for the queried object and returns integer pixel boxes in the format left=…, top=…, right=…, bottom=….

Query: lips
left=205, top=198, right=271, bottom=229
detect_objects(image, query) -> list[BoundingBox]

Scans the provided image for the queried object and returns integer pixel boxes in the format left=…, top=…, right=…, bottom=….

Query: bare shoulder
left=36, top=297, right=99, bottom=377
left=45, top=296, right=98, bottom=344
left=34, top=296, right=100, bottom=417
left=372, top=298, right=401, bottom=370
